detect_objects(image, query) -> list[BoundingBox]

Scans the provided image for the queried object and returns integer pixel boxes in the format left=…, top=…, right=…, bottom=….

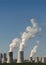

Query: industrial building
left=0, top=52, right=46, bottom=63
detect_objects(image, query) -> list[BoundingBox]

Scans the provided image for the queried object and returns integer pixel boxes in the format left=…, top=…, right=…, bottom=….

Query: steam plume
left=19, top=18, right=41, bottom=51
left=30, top=40, right=40, bottom=57
left=9, top=38, right=20, bottom=52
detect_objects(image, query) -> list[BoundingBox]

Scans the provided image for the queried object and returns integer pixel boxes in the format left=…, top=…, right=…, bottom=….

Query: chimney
left=17, top=51, right=24, bottom=63
left=7, top=52, right=13, bottom=63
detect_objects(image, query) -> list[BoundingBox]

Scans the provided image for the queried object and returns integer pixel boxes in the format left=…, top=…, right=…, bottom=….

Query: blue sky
left=0, top=0, right=46, bottom=59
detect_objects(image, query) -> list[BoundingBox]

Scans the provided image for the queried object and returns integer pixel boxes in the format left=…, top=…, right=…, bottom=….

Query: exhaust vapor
left=9, top=38, right=20, bottom=52
left=9, top=18, right=41, bottom=53
left=19, top=18, right=41, bottom=51
left=30, top=40, right=40, bottom=57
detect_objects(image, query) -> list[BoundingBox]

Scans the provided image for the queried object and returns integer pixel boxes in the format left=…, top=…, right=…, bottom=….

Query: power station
left=0, top=18, right=45, bottom=63
left=0, top=52, right=46, bottom=63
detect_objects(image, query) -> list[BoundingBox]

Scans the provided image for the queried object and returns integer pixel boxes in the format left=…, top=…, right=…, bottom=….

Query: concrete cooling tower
left=0, top=53, right=3, bottom=63
left=29, top=57, right=33, bottom=63
left=2, top=53, right=7, bottom=63
left=34, top=57, right=39, bottom=63
left=7, top=52, right=13, bottom=63
left=41, top=57, right=46, bottom=63
left=17, top=51, right=24, bottom=63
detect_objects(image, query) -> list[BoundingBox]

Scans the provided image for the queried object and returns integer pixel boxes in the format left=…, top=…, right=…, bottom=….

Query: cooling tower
left=0, top=53, right=3, bottom=63
left=7, top=52, right=13, bottom=63
left=29, top=57, right=33, bottom=63
left=34, top=57, right=39, bottom=63
left=41, top=57, right=46, bottom=63
left=2, top=53, right=7, bottom=63
left=17, top=51, right=24, bottom=63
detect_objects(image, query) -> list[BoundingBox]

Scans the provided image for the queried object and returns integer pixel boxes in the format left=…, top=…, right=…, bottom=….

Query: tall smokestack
left=7, top=52, right=13, bottom=63
left=17, top=51, right=24, bottom=63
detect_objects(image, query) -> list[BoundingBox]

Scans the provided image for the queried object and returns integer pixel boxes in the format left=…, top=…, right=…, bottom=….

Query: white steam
left=30, top=40, right=40, bottom=57
left=9, top=38, right=20, bottom=52
left=19, top=18, right=41, bottom=51
left=9, top=18, right=41, bottom=53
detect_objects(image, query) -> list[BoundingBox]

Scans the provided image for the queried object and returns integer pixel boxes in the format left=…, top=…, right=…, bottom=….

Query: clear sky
left=0, top=0, right=46, bottom=59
